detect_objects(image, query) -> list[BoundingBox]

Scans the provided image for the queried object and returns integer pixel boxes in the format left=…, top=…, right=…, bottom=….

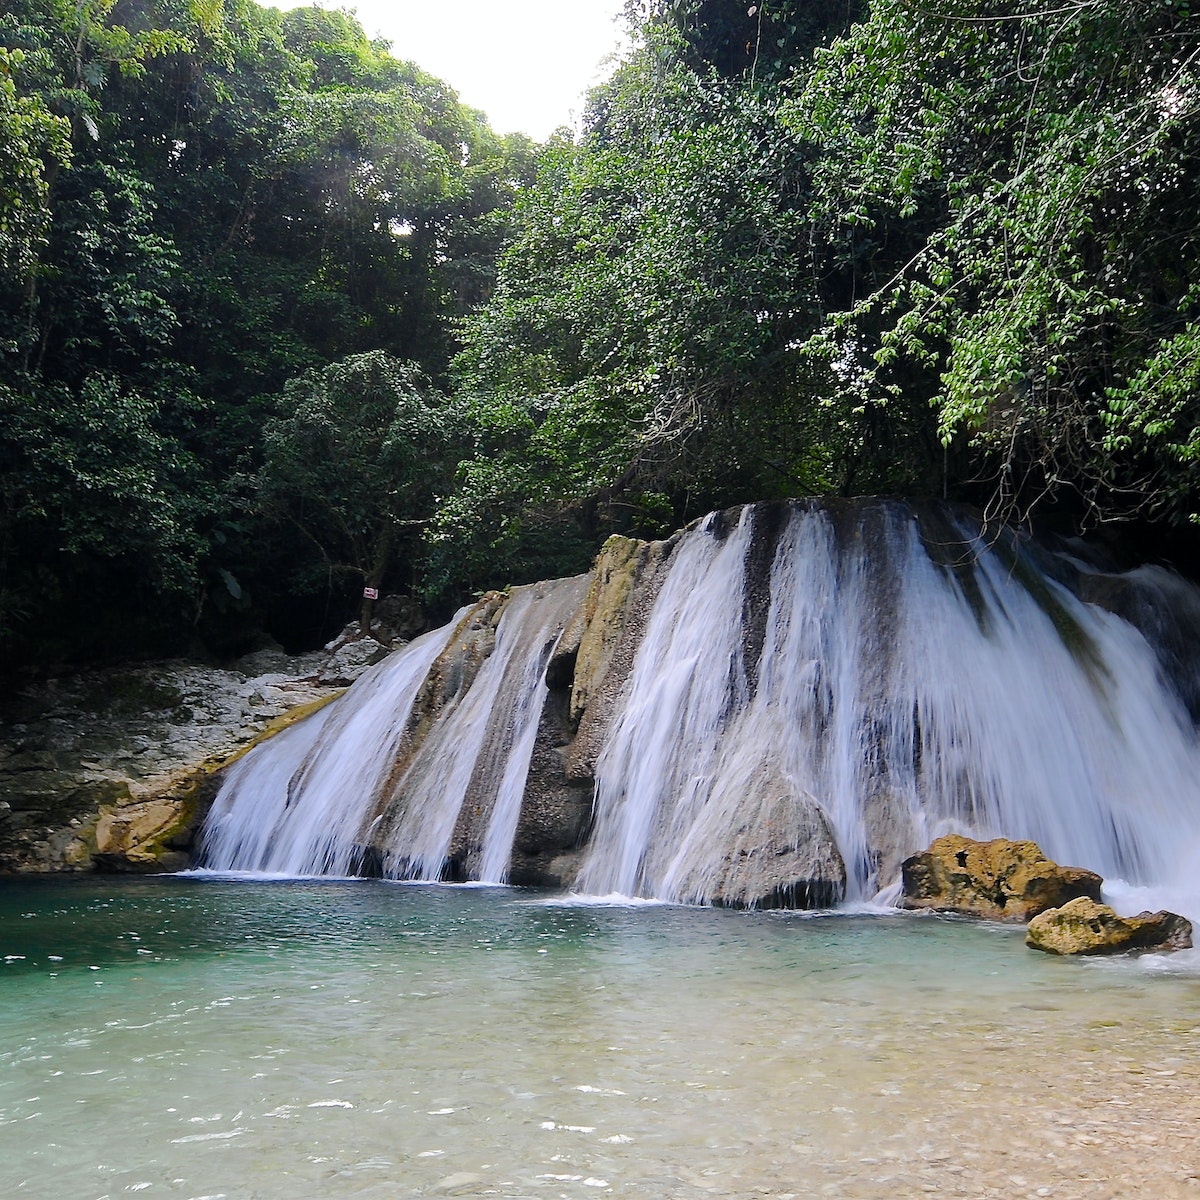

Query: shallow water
left=2, top=878, right=1199, bottom=1200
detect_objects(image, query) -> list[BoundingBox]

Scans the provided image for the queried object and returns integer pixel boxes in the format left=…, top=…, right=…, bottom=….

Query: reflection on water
left=2, top=877, right=1200, bottom=1199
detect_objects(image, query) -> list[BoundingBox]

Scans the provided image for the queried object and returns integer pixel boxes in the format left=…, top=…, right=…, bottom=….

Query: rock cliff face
left=0, top=660, right=341, bottom=873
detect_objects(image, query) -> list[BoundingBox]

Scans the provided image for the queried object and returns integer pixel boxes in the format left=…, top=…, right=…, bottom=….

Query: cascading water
left=577, top=502, right=1200, bottom=911
left=197, top=499, right=1200, bottom=913
left=199, top=576, right=587, bottom=882
left=368, top=575, right=587, bottom=881
left=199, top=615, right=463, bottom=875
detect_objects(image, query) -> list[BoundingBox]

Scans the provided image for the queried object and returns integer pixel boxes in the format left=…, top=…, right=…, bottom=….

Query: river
left=2, top=876, right=1199, bottom=1199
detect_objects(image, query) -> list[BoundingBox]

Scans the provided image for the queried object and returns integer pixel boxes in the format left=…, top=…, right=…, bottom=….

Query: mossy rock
left=1026, top=897, right=1193, bottom=955
left=901, top=834, right=1102, bottom=921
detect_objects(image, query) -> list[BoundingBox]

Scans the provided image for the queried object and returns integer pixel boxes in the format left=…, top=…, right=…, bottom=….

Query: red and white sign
left=363, top=586, right=379, bottom=600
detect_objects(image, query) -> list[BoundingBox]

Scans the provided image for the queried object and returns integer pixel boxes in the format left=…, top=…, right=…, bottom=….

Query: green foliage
left=0, top=48, right=70, bottom=278
left=258, top=350, right=468, bottom=600
left=441, top=18, right=936, bottom=587
left=0, top=0, right=523, bottom=668
left=6, top=0, right=1200, bottom=670
left=635, top=0, right=865, bottom=83
left=795, top=0, right=1200, bottom=522
left=0, top=372, right=215, bottom=651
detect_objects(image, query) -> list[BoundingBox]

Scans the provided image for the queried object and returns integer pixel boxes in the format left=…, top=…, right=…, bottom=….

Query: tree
left=796, top=0, right=1200, bottom=526
left=1, top=0, right=522, bottom=668
left=0, top=48, right=70, bottom=279
left=258, top=351, right=467, bottom=631
left=436, top=14, right=937, bottom=595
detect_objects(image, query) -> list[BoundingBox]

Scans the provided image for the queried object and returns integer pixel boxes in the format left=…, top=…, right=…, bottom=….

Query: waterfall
left=198, top=616, right=463, bottom=875
left=198, top=500, right=1200, bottom=912
left=576, top=502, right=1200, bottom=909
left=199, top=577, right=587, bottom=882
left=369, top=576, right=587, bottom=881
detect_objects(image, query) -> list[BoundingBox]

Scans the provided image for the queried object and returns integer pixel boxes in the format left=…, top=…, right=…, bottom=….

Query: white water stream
left=372, top=576, right=586, bottom=881
left=200, top=616, right=463, bottom=876
left=200, top=578, right=586, bottom=884
left=577, top=504, right=1200, bottom=913
left=200, top=501, right=1200, bottom=914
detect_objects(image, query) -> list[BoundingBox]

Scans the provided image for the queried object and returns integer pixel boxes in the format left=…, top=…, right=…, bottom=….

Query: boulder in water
left=900, top=834, right=1102, bottom=921
left=1026, top=896, right=1193, bottom=955
left=695, top=769, right=847, bottom=910
left=93, top=798, right=193, bottom=872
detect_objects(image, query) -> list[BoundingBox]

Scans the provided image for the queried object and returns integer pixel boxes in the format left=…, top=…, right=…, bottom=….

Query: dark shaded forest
left=4, top=0, right=1199, bottom=675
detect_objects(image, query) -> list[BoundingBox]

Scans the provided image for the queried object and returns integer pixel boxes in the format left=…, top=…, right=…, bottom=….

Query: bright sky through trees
left=296, top=0, right=627, bottom=139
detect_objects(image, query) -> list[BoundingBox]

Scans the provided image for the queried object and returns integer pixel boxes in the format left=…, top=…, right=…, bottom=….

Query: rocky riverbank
left=0, top=607, right=423, bottom=874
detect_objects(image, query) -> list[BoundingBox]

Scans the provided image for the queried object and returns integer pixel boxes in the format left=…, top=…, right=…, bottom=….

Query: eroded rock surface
left=1026, top=896, right=1193, bottom=955
left=706, top=769, right=847, bottom=910
left=566, top=533, right=675, bottom=781
left=0, top=641, right=379, bottom=873
left=900, top=834, right=1103, bottom=921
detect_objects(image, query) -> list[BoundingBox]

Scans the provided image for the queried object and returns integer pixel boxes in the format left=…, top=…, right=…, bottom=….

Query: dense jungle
left=4, top=0, right=1200, bottom=676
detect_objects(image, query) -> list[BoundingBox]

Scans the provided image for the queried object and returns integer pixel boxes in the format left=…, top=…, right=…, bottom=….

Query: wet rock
left=860, top=783, right=920, bottom=897
left=1026, top=896, right=1193, bottom=955
left=566, top=533, right=674, bottom=780
left=900, top=834, right=1102, bottom=921
left=389, top=594, right=507, bottom=773
left=401, top=578, right=591, bottom=883
left=95, top=800, right=185, bottom=865
left=701, top=770, right=846, bottom=910
left=508, top=653, right=595, bottom=889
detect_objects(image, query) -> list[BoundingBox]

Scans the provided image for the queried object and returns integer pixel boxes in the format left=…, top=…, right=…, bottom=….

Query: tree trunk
left=358, top=521, right=396, bottom=636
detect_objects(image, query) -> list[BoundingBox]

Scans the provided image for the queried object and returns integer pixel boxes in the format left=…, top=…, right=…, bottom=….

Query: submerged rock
left=1026, top=897, right=1193, bottom=955
left=900, top=835, right=1102, bottom=921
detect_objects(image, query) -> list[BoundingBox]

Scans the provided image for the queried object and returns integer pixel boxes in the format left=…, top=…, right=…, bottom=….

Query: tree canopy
left=4, top=0, right=1199, bottom=674
left=1, top=0, right=530, bottom=666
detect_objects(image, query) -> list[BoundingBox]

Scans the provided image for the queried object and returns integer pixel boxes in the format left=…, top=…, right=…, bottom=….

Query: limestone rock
left=317, top=636, right=391, bottom=686
left=1026, top=897, right=1193, bottom=955
left=507, top=696, right=593, bottom=889
left=900, top=834, right=1102, bottom=921
left=709, top=802, right=846, bottom=911
left=382, top=593, right=506, bottom=784
left=440, top=577, right=591, bottom=881
left=0, top=657, right=343, bottom=874
left=566, top=533, right=673, bottom=780
left=860, top=784, right=920, bottom=898
left=668, top=763, right=847, bottom=910
left=94, top=799, right=192, bottom=872
left=570, top=535, right=645, bottom=727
